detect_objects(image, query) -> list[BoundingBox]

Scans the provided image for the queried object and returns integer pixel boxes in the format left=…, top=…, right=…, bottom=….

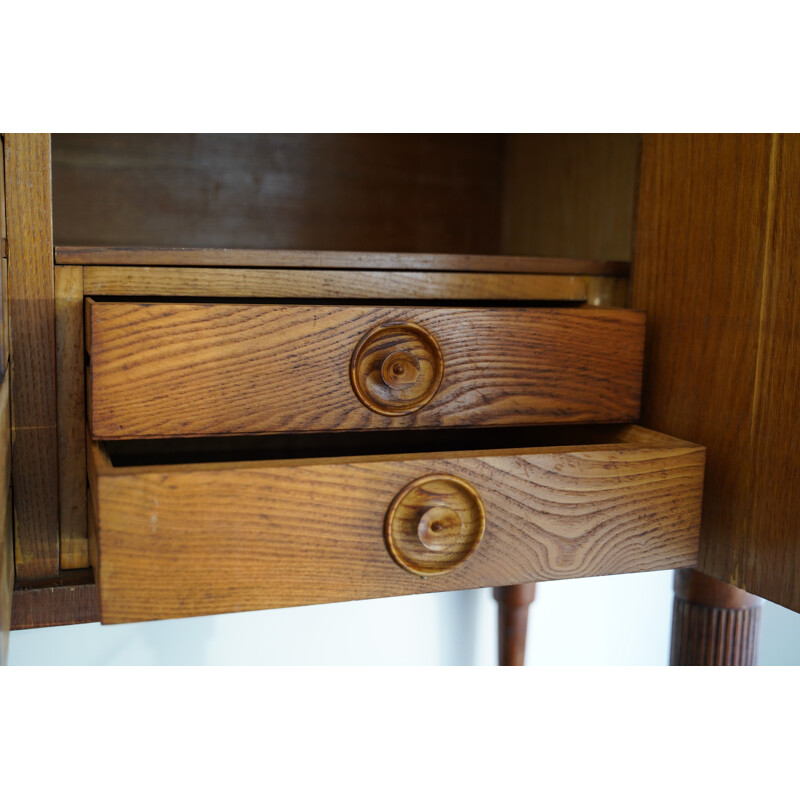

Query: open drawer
left=88, top=425, right=705, bottom=624
left=85, top=301, right=645, bottom=438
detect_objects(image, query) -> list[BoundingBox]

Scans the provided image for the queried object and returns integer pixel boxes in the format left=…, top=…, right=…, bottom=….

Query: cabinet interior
left=52, top=134, right=640, bottom=262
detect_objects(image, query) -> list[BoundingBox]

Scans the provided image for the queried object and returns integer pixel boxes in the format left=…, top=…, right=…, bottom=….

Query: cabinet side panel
left=632, top=133, right=800, bottom=611
left=4, top=133, right=60, bottom=578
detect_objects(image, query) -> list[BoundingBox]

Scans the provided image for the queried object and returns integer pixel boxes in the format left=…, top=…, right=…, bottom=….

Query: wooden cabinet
left=20, top=133, right=790, bottom=667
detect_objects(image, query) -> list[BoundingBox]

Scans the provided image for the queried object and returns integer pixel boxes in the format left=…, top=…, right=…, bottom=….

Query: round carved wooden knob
left=350, top=323, right=443, bottom=415
left=385, top=474, right=485, bottom=576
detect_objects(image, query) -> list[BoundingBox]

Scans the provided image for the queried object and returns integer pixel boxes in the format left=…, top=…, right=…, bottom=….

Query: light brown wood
left=88, top=426, right=705, bottom=624
left=52, top=134, right=506, bottom=254
left=4, top=133, right=60, bottom=579
left=86, top=302, right=645, bottom=439
left=385, top=474, right=485, bottom=576
left=55, top=266, right=88, bottom=569
left=502, top=134, right=640, bottom=261
left=61, top=246, right=629, bottom=275
left=350, top=323, right=444, bottom=416
left=0, top=374, right=12, bottom=665
left=80, top=266, right=594, bottom=302
left=633, top=133, right=800, bottom=611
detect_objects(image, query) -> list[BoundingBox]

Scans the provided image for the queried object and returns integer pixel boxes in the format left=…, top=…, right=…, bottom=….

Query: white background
left=9, top=569, right=800, bottom=665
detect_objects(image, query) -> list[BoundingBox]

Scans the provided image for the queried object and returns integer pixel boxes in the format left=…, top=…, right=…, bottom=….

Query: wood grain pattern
left=60, top=246, right=629, bottom=275
left=52, top=134, right=506, bottom=254
left=11, top=578, right=99, bottom=630
left=385, top=474, right=485, bottom=576
left=55, top=266, right=88, bottom=569
left=670, top=569, right=763, bottom=666
left=632, top=134, right=800, bottom=611
left=81, top=266, right=592, bottom=302
left=0, top=133, right=7, bottom=375
left=502, top=134, right=640, bottom=261
left=86, top=303, right=645, bottom=439
left=89, top=426, right=705, bottom=624
left=742, top=134, right=800, bottom=611
left=4, top=133, right=60, bottom=578
left=0, top=375, right=11, bottom=665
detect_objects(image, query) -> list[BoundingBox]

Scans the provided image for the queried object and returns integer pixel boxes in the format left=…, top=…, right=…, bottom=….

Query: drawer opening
left=100, top=424, right=673, bottom=469
left=85, top=294, right=588, bottom=309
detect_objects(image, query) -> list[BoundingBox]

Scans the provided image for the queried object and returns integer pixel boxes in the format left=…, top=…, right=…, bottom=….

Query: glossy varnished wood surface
left=4, top=133, right=60, bottom=579
left=58, top=246, right=628, bottom=275
left=89, top=427, right=705, bottom=624
left=633, top=133, right=800, bottom=612
left=80, top=266, right=593, bottom=302
left=52, top=134, right=506, bottom=254
left=86, top=303, right=645, bottom=438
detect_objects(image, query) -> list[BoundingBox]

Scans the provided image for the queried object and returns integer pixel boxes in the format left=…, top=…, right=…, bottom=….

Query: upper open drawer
left=85, top=302, right=645, bottom=439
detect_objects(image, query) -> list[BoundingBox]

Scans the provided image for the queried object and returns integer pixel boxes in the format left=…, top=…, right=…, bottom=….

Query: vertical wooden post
left=493, top=583, right=536, bottom=666
left=0, top=134, right=13, bottom=664
left=4, top=134, right=60, bottom=579
left=670, top=568, right=764, bottom=666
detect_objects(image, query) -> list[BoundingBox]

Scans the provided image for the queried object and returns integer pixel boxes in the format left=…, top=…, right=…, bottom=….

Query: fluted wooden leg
left=670, top=568, right=764, bottom=665
left=493, top=583, right=536, bottom=666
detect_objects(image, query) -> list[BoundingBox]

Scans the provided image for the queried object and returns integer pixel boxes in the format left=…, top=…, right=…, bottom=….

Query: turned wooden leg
left=493, top=583, right=536, bottom=666
left=670, top=568, right=764, bottom=665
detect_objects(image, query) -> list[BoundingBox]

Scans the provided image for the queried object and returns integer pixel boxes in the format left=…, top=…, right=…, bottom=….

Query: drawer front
left=86, top=302, right=644, bottom=438
left=89, top=427, right=704, bottom=624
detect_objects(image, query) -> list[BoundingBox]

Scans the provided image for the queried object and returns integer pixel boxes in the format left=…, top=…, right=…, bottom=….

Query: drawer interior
left=100, top=423, right=675, bottom=468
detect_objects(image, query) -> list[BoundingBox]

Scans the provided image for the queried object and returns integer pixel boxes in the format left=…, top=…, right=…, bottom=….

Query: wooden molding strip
left=57, top=246, right=630, bottom=276
left=81, top=266, right=591, bottom=302
left=55, top=266, right=88, bottom=569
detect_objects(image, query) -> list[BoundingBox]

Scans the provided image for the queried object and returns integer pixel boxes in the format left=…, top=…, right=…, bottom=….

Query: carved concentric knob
left=350, top=323, right=444, bottom=415
left=385, top=474, right=485, bottom=576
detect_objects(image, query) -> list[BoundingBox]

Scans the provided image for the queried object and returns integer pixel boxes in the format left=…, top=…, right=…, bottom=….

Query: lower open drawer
left=88, top=425, right=705, bottom=624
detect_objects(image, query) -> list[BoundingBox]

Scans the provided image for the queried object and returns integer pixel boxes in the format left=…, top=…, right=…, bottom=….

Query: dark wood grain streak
left=89, top=426, right=704, bottom=624
left=58, top=246, right=629, bottom=275
left=86, top=303, right=645, bottom=439
left=4, top=133, right=60, bottom=578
